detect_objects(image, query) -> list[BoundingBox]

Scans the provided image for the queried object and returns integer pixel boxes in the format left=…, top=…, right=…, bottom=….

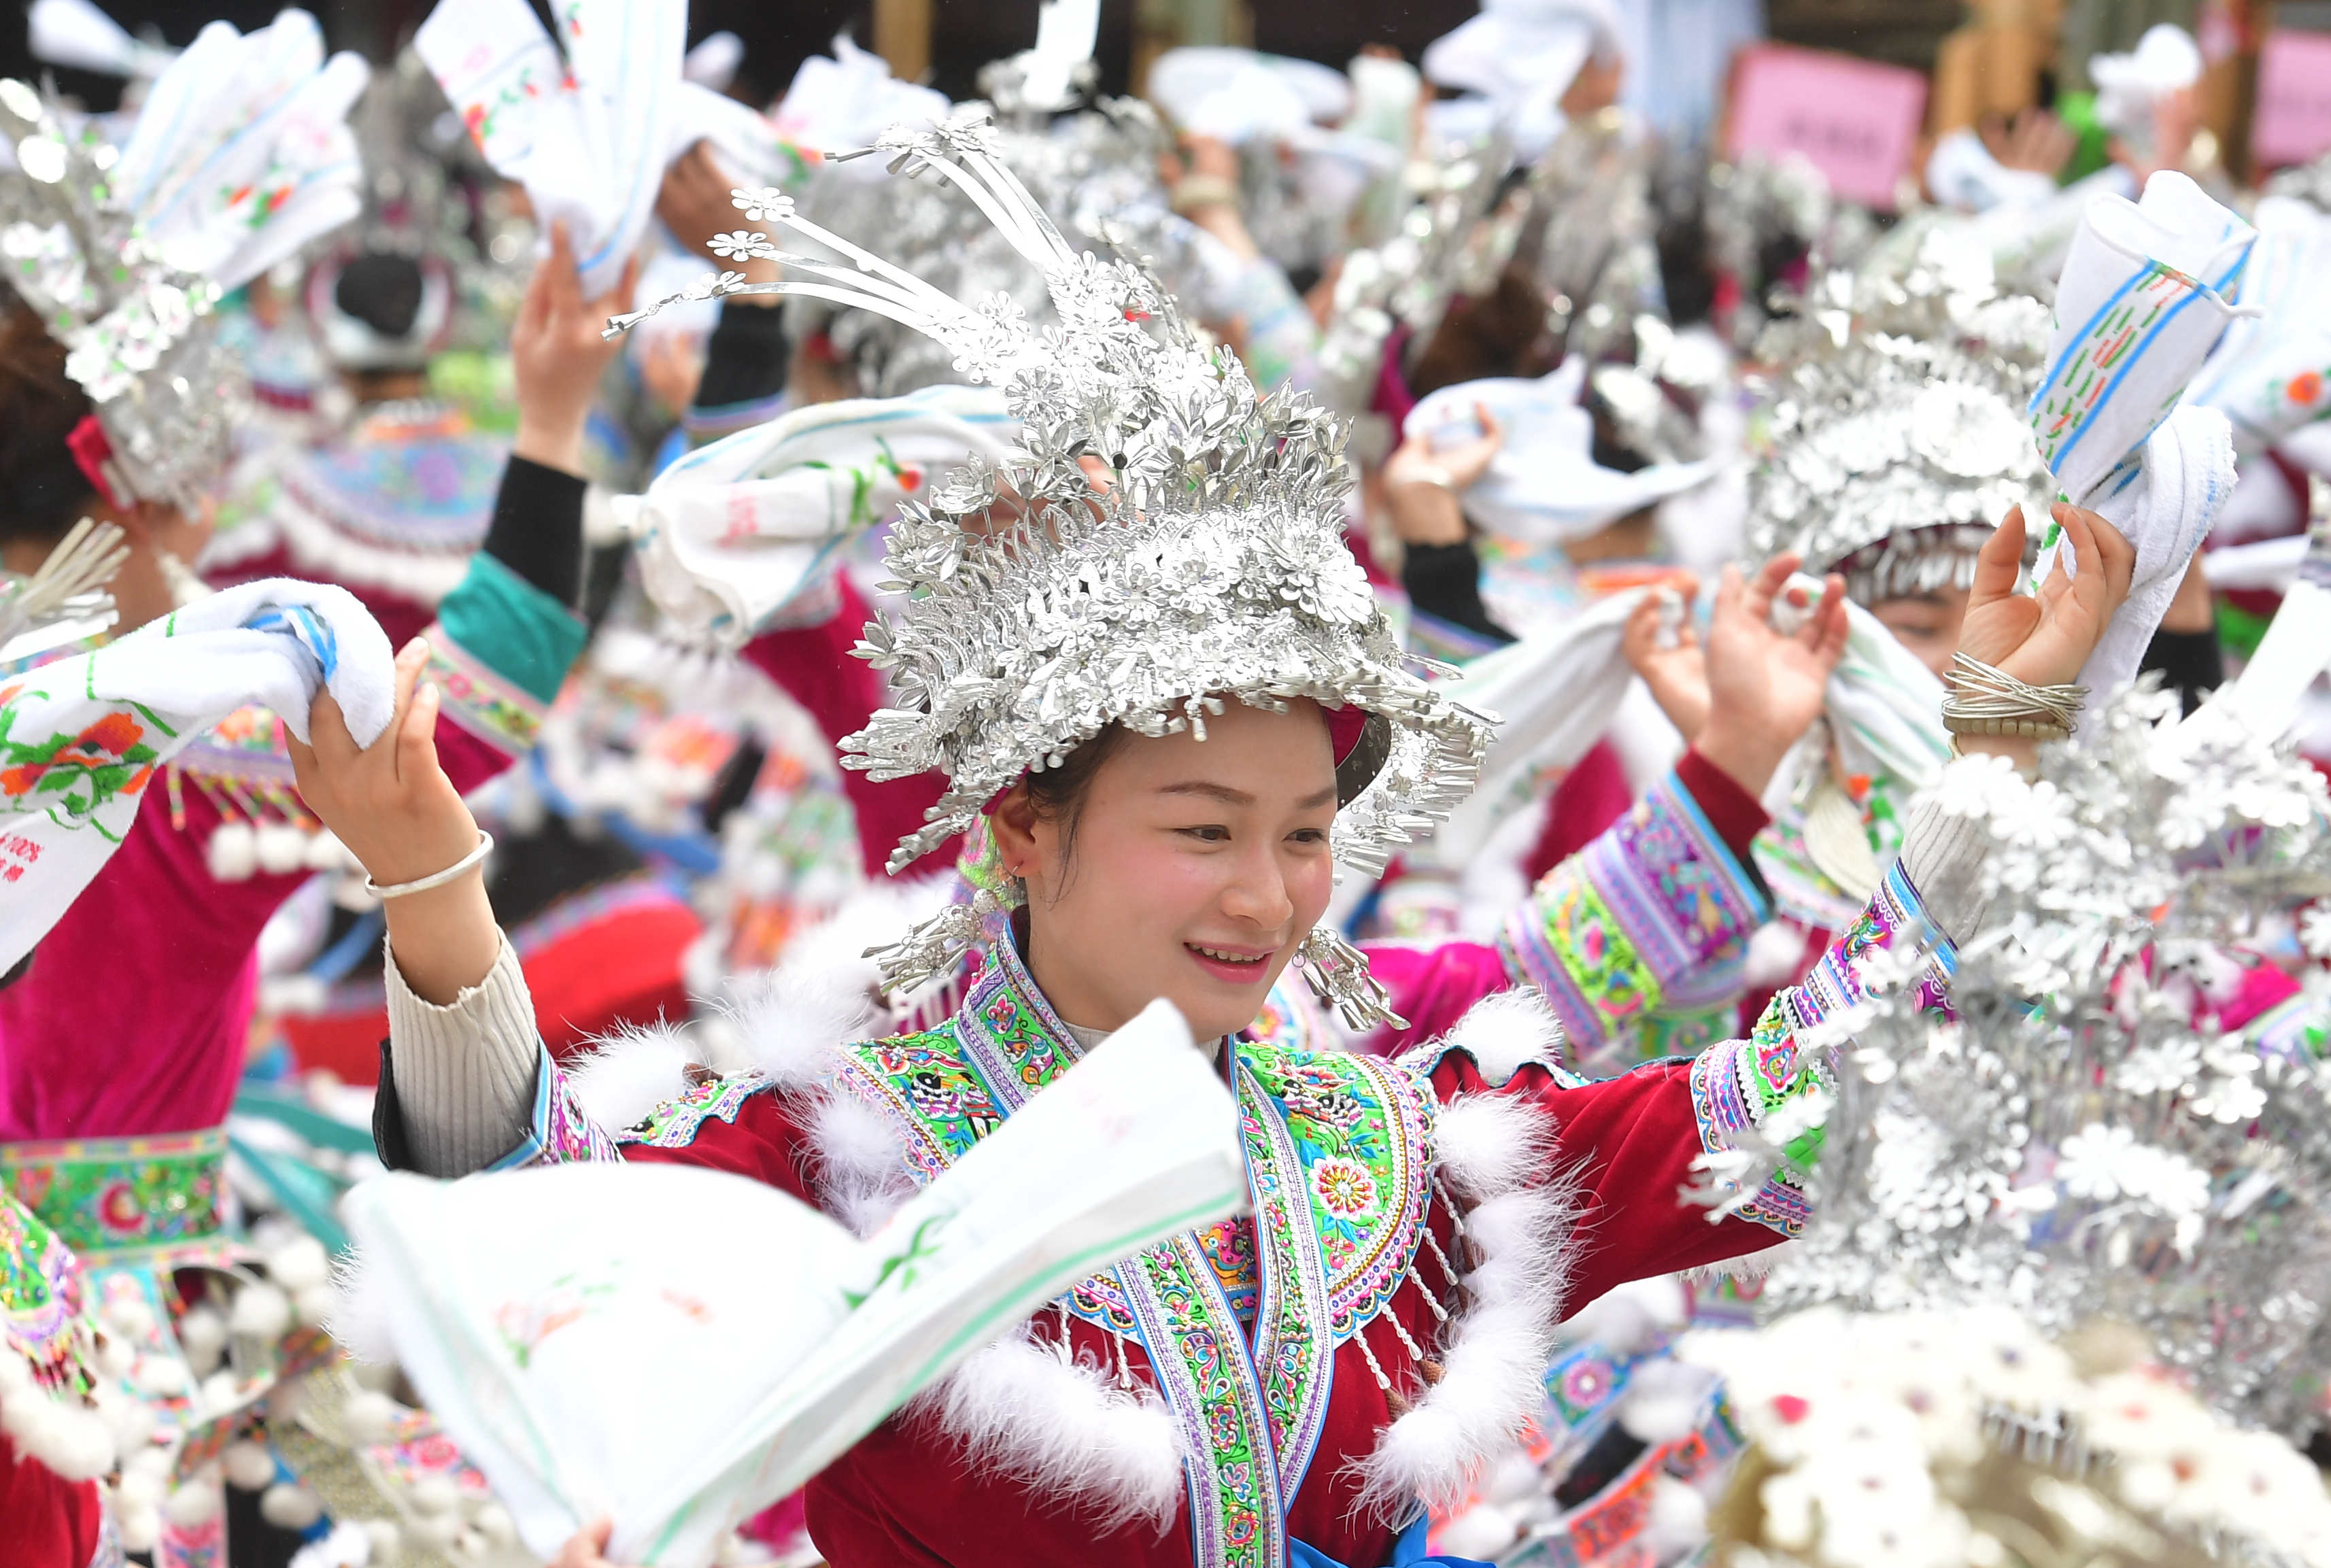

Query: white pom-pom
left=292, top=1283, right=336, bottom=1328
left=1484, top=1452, right=1543, bottom=1505
left=163, top=1480, right=225, bottom=1527
left=222, top=1439, right=277, bottom=1490
left=230, top=1281, right=293, bottom=1340
left=1435, top=1501, right=1521, bottom=1561
left=1618, top=1360, right=1712, bottom=1445
left=109, top=1399, right=158, bottom=1452
left=131, top=1354, right=192, bottom=1399
left=1644, top=1475, right=1710, bottom=1558
left=55, top=1407, right=118, bottom=1480
left=101, top=1293, right=156, bottom=1342
left=207, top=822, right=259, bottom=881
left=267, top=1235, right=331, bottom=1293
left=2, top=1390, right=56, bottom=1444
left=197, top=1370, right=241, bottom=1415
left=411, top=1473, right=460, bottom=1515
left=473, top=1504, right=516, bottom=1546
left=176, top=1306, right=228, bottom=1371
left=116, top=1463, right=165, bottom=1509
left=341, top=1388, right=398, bottom=1446
left=304, top=827, right=351, bottom=870
left=119, top=1505, right=160, bottom=1553
left=362, top=1518, right=403, bottom=1556
left=260, top=1481, right=322, bottom=1529
left=411, top=1514, right=461, bottom=1550
left=255, top=823, right=309, bottom=875
left=94, top=1333, right=134, bottom=1380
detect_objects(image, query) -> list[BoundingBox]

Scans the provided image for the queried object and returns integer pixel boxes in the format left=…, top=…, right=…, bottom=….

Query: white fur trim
left=1435, top=1092, right=1558, bottom=1202
left=324, top=1246, right=397, bottom=1367
left=773, top=874, right=955, bottom=1008
left=909, top=1328, right=1185, bottom=1532
left=801, top=1091, right=913, bottom=1238
left=1437, top=990, right=1566, bottom=1087
left=1684, top=1237, right=1795, bottom=1287
left=725, top=959, right=882, bottom=1089
left=1351, top=1100, right=1582, bottom=1523
left=562, top=1022, right=698, bottom=1131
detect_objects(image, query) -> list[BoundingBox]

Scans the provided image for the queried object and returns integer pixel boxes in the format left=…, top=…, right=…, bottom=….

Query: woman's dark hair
left=334, top=251, right=428, bottom=340
left=1022, top=721, right=1129, bottom=875
left=1406, top=263, right=1559, bottom=400
left=0, top=296, right=99, bottom=547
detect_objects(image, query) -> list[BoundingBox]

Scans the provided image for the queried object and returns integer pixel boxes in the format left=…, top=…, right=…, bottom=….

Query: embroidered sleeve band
left=1499, top=766, right=1773, bottom=1074
left=1688, top=861, right=1957, bottom=1237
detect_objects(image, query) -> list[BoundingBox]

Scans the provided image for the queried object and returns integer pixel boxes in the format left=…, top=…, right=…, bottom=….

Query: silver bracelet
left=364, top=830, right=496, bottom=900
left=1940, top=652, right=2086, bottom=739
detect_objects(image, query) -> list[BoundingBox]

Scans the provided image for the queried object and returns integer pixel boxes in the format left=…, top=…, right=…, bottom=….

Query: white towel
left=0, top=580, right=392, bottom=972
left=613, top=386, right=1017, bottom=647
left=2032, top=402, right=2236, bottom=696
left=418, top=0, right=795, bottom=297
left=342, top=999, right=1244, bottom=1568
left=110, top=10, right=369, bottom=291
left=1418, top=574, right=1950, bottom=866
left=1799, top=578, right=1954, bottom=796
left=2184, top=197, right=2331, bottom=457
left=768, top=33, right=951, bottom=156
left=2030, top=171, right=2253, bottom=695
left=27, top=0, right=176, bottom=78
left=1407, top=362, right=1719, bottom=545
left=2031, top=172, right=2251, bottom=508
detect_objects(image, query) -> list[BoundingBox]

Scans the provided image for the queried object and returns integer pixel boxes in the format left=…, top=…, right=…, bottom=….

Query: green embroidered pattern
left=839, top=1027, right=1002, bottom=1175
left=1542, top=875, right=1657, bottom=1020
left=1239, top=1043, right=1433, bottom=1339
left=1129, top=1237, right=1277, bottom=1568
left=834, top=944, right=1433, bottom=1566
left=1, top=1128, right=228, bottom=1261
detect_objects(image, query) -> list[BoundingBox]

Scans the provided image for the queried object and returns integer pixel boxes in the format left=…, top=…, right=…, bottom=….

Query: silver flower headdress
left=0, top=14, right=367, bottom=508
left=610, top=114, right=1495, bottom=1005
left=1746, top=222, right=2054, bottom=606
left=0, top=81, right=234, bottom=511
left=785, top=99, right=1174, bottom=400
left=1701, top=685, right=2331, bottom=1444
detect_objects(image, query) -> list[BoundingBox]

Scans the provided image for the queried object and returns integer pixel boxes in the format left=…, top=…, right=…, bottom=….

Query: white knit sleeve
left=1896, top=796, right=1990, bottom=949
left=383, top=933, right=543, bottom=1178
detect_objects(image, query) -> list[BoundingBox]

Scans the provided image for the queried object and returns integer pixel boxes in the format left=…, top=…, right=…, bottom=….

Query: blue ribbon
left=1290, top=1517, right=1497, bottom=1568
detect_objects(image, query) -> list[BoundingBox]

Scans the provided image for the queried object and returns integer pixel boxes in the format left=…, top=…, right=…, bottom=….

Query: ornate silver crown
left=0, top=13, right=365, bottom=507
left=1746, top=222, right=2055, bottom=604
left=0, top=80, right=234, bottom=509
left=611, top=114, right=1495, bottom=886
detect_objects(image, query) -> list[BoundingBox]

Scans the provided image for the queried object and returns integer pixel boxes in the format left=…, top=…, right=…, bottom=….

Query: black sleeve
left=372, top=1040, right=418, bottom=1172
left=692, top=298, right=790, bottom=412
left=2137, top=626, right=2224, bottom=716
left=1401, top=539, right=1516, bottom=645
left=480, top=455, right=588, bottom=610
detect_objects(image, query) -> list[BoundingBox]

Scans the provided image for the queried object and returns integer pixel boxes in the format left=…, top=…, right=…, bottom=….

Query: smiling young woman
left=299, top=129, right=2137, bottom=1568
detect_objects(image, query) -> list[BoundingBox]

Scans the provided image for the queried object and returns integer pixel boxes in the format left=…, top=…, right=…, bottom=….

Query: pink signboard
left=1726, top=44, right=1928, bottom=210
left=2252, top=29, right=2331, bottom=169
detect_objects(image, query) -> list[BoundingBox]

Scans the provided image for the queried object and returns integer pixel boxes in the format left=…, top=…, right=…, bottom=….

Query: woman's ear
left=987, top=783, right=1040, bottom=883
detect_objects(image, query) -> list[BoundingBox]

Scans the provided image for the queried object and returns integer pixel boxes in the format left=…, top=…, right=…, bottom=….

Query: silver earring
left=1298, top=925, right=1406, bottom=1032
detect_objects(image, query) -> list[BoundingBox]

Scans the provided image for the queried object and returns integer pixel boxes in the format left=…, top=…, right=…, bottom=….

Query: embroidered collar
left=832, top=936, right=1440, bottom=1567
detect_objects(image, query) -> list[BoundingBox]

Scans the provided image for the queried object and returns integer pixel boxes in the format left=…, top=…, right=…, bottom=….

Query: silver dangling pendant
left=864, top=884, right=1004, bottom=995
left=1298, top=925, right=1406, bottom=1032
